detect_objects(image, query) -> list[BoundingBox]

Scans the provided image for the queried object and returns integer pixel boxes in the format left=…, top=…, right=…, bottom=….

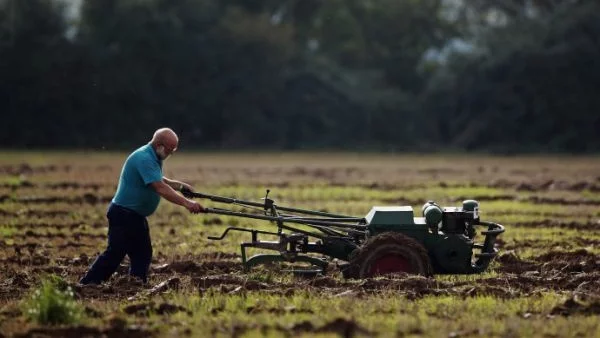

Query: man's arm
left=162, top=177, right=193, bottom=192
left=151, top=181, right=203, bottom=213
left=136, top=155, right=202, bottom=213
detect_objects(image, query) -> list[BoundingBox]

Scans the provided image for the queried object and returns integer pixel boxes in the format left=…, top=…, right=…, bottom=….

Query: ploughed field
left=1, top=152, right=599, bottom=337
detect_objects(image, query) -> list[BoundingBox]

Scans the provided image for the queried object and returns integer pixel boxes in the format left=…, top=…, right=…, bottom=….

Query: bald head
left=150, top=128, right=179, bottom=160
left=151, top=128, right=178, bottom=145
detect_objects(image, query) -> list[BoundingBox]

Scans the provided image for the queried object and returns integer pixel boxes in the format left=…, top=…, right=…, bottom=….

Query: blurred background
left=1, top=0, right=598, bottom=153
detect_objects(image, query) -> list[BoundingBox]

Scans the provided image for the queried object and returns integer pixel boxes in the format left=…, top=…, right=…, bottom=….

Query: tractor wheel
left=345, top=232, right=433, bottom=278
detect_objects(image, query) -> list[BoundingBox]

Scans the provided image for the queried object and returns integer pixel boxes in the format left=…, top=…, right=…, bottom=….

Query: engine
left=422, top=200, right=480, bottom=239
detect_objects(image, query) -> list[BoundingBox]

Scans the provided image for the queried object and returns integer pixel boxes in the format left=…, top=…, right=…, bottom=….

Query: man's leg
left=127, top=218, right=153, bottom=283
left=79, top=206, right=128, bottom=284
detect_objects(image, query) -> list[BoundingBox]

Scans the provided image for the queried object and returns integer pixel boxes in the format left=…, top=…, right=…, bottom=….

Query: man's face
left=156, top=141, right=177, bottom=161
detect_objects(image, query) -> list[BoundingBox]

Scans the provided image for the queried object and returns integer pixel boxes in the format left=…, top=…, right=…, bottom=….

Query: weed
left=247, top=270, right=275, bottom=284
left=0, top=225, right=17, bottom=237
left=22, top=275, right=82, bottom=325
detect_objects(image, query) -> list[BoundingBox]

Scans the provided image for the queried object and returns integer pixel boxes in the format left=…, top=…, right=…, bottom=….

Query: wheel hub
left=368, top=254, right=411, bottom=276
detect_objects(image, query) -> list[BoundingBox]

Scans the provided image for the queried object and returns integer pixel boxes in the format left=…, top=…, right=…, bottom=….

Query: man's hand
left=151, top=181, right=204, bottom=213
left=185, top=200, right=204, bottom=214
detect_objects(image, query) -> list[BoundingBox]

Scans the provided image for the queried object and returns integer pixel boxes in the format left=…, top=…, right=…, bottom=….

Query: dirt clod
left=317, top=318, right=372, bottom=336
left=13, top=324, right=152, bottom=338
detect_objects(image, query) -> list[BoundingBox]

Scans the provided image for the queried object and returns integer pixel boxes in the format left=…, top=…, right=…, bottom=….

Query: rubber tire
left=345, top=232, right=433, bottom=279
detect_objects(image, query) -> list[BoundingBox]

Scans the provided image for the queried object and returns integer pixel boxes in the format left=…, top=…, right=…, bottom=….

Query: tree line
left=1, top=0, right=598, bottom=152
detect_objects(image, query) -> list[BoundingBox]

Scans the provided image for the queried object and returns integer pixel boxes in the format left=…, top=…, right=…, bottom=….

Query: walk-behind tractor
left=183, top=189, right=505, bottom=278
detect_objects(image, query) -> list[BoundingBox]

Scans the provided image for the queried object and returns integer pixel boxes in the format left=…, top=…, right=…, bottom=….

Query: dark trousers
left=79, top=203, right=152, bottom=284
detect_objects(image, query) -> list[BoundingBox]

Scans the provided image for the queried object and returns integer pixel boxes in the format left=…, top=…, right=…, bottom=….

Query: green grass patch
left=581, top=190, right=600, bottom=201
left=0, top=225, right=17, bottom=237
left=483, top=200, right=571, bottom=215
left=22, top=275, right=83, bottom=325
left=0, top=176, right=26, bottom=187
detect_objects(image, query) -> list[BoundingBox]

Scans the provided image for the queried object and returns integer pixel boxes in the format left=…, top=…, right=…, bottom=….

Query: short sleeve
left=137, top=157, right=162, bottom=185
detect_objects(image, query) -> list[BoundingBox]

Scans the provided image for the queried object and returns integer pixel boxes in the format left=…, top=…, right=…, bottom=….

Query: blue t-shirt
left=112, top=144, right=163, bottom=216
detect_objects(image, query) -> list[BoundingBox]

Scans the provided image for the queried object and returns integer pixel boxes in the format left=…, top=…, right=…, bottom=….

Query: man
left=79, top=128, right=204, bottom=285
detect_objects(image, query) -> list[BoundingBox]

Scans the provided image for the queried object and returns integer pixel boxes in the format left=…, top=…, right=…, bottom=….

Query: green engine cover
left=365, top=206, right=428, bottom=240
left=365, top=206, right=414, bottom=225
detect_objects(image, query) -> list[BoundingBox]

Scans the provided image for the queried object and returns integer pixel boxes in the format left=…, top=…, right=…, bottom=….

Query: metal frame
left=471, top=221, right=505, bottom=273
left=185, top=189, right=365, bottom=272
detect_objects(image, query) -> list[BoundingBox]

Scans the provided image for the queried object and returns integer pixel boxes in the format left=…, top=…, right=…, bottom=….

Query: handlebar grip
left=181, top=186, right=194, bottom=197
left=182, top=190, right=236, bottom=204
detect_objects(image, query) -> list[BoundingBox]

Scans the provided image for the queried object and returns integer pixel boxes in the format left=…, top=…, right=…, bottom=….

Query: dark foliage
left=1, top=0, right=598, bottom=152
